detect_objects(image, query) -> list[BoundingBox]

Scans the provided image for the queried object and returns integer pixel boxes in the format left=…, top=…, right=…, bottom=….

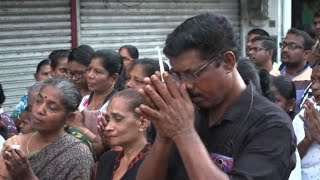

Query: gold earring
left=138, top=128, right=144, bottom=132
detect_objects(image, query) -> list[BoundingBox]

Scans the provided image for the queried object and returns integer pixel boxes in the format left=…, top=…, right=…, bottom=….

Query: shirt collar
left=220, top=81, right=254, bottom=123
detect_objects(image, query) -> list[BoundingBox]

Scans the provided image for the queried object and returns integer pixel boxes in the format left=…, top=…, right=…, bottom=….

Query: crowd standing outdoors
left=0, top=9, right=320, bottom=180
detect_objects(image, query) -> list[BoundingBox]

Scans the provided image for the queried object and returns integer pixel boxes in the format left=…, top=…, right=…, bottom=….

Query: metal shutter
left=80, top=0, right=240, bottom=59
left=0, top=0, right=72, bottom=113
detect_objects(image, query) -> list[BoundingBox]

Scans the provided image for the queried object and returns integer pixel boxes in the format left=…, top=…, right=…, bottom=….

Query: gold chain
left=26, top=131, right=38, bottom=154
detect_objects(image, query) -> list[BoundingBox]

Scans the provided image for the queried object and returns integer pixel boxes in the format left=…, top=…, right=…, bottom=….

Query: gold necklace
left=26, top=131, right=38, bottom=154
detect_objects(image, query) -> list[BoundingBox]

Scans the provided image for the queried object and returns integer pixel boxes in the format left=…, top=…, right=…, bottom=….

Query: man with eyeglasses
left=280, top=28, right=315, bottom=113
left=136, top=13, right=296, bottom=180
left=248, top=36, right=280, bottom=76
left=246, top=28, right=270, bottom=57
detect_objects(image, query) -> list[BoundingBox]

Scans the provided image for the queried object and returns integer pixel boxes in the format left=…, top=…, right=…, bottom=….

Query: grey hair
left=28, top=81, right=44, bottom=98
left=41, top=78, right=81, bottom=112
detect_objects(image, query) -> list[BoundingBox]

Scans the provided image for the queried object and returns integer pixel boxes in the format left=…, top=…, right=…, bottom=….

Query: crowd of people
left=0, top=10, right=319, bottom=180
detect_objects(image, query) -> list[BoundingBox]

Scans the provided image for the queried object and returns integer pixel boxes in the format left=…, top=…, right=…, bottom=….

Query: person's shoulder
left=252, top=93, right=292, bottom=126
left=100, top=149, right=119, bottom=161
left=63, top=134, right=94, bottom=162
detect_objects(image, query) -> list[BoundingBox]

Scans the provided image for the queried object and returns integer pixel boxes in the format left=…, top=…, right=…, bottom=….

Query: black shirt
left=96, top=144, right=150, bottom=180
left=168, top=83, right=296, bottom=180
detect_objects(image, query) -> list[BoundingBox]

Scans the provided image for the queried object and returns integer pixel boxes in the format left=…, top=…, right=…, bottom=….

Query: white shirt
left=78, top=95, right=109, bottom=113
left=0, top=135, right=5, bottom=152
left=292, top=107, right=320, bottom=180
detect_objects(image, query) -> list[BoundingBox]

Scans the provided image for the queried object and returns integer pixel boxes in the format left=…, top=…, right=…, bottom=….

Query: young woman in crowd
left=96, top=89, right=150, bottom=180
left=49, top=49, right=70, bottom=79
left=68, top=45, right=95, bottom=97
left=11, top=59, right=52, bottom=122
left=0, top=83, right=17, bottom=139
left=0, top=78, right=94, bottom=180
left=270, top=75, right=301, bottom=180
left=293, top=59, right=320, bottom=179
left=271, top=76, right=296, bottom=119
left=119, top=45, right=139, bottom=72
left=33, top=59, right=52, bottom=81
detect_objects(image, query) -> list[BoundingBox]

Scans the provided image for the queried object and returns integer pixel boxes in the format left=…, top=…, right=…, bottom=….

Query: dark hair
left=91, top=49, right=125, bottom=91
left=258, top=69, right=273, bottom=101
left=119, top=45, right=139, bottom=59
left=68, top=45, right=95, bottom=66
left=36, top=59, right=51, bottom=74
left=109, top=89, right=144, bottom=118
left=271, top=76, right=296, bottom=119
left=287, top=28, right=315, bottom=50
left=251, top=36, right=277, bottom=63
left=0, top=125, right=8, bottom=140
left=133, top=58, right=170, bottom=77
left=41, top=78, right=81, bottom=112
left=247, top=28, right=270, bottom=37
left=0, top=83, right=5, bottom=106
left=237, top=58, right=261, bottom=94
left=163, top=13, right=239, bottom=61
left=49, top=49, right=71, bottom=70
left=314, top=9, right=320, bottom=18
left=313, top=58, right=320, bottom=67
left=297, top=24, right=316, bottom=40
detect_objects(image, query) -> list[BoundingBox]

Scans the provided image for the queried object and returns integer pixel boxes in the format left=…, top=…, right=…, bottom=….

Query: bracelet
left=83, top=129, right=89, bottom=136
left=17, top=115, right=21, bottom=120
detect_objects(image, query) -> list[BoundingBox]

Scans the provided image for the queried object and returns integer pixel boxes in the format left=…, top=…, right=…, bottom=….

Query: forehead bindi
left=40, top=86, right=61, bottom=103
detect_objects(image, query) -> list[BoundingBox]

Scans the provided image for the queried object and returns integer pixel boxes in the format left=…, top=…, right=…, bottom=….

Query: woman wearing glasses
left=119, top=45, right=139, bottom=72
left=68, top=45, right=95, bottom=97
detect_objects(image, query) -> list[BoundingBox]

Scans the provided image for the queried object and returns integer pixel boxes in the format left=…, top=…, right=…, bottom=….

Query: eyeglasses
left=248, top=47, right=268, bottom=53
left=279, top=42, right=304, bottom=50
left=69, top=71, right=86, bottom=79
left=173, top=54, right=222, bottom=82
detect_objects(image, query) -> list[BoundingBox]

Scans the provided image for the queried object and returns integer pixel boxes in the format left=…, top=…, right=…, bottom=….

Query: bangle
left=83, top=129, right=89, bottom=136
left=17, top=115, right=21, bottom=120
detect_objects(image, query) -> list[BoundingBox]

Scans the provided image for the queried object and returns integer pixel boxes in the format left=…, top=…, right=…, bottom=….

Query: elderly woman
left=96, top=89, right=150, bottom=180
left=11, top=59, right=52, bottom=126
left=0, top=78, right=94, bottom=180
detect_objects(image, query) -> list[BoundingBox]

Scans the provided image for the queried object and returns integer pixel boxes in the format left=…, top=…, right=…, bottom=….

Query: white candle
left=11, top=144, right=21, bottom=150
left=157, top=46, right=165, bottom=83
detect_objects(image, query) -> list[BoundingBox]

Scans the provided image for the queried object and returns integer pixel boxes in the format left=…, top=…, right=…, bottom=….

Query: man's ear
left=222, top=51, right=237, bottom=73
